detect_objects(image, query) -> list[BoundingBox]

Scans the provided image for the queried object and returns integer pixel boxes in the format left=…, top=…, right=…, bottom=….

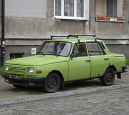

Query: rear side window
left=87, top=42, right=105, bottom=56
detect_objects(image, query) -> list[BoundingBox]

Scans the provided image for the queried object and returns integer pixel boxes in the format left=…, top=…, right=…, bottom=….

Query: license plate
left=9, top=75, right=22, bottom=79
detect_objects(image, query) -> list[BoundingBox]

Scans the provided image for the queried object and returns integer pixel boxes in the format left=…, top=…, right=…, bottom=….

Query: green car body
left=2, top=37, right=127, bottom=92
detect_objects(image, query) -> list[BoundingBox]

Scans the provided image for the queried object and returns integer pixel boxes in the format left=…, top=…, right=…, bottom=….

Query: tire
left=100, top=68, right=115, bottom=86
left=13, top=84, right=26, bottom=88
left=43, top=73, right=61, bottom=93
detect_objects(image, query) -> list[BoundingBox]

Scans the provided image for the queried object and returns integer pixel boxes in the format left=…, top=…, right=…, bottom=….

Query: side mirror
left=70, top=54, right=77, bottom=59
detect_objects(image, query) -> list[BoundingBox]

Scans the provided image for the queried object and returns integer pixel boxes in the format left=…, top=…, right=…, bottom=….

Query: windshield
left=37, top=41, right=72, bottom=57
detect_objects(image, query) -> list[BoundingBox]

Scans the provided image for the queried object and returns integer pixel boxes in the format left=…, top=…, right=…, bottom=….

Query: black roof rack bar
left=68, top=35, right=96, bottom=37
left=67, top=35, right=80, bottom=42
left=50, top=36, right=68, bottom=39
left=68, top=35, right=97, bottom=42
left=50, top=35, right=97, bottom=42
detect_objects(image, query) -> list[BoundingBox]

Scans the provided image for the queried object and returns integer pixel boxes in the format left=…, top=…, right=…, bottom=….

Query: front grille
left=8, top=65, right=26, bottom=75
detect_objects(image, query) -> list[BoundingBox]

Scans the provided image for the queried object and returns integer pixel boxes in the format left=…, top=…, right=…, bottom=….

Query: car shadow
left=60, top=79, right=102, bottom=92
left=8, top=79, right=102, bottom=94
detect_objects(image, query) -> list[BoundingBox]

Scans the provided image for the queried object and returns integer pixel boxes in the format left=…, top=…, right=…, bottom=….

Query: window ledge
left=55, top=16, right=89, bottom=21
left=95, top=17, right=124, bottom=22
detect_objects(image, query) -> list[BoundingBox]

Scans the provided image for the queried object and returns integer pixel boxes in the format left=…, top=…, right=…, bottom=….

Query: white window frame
left=54, top=0, right=89, bottom=20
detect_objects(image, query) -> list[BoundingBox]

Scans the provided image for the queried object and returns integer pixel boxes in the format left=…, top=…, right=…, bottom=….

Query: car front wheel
left=43, top=73, right=60, bottom=93
left=100, top=68, right=115, bottom=86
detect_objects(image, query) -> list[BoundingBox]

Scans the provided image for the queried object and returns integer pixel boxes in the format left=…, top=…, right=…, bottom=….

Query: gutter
left=1, top=0, right=5, bottom=67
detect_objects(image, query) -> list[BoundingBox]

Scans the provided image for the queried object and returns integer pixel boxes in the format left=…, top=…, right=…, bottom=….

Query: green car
left=2, top=35, right=127, bottom=93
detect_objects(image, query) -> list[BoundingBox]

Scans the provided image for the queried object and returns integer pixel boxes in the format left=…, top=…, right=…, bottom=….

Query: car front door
left=86, top=42, right=110, bottom=78
left=68, top=43, right=91, bottom=81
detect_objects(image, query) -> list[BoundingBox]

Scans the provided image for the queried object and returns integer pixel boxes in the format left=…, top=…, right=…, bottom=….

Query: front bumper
left=2, top=74, right=46, bottom=87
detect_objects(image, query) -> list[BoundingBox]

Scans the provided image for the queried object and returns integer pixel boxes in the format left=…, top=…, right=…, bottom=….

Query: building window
left=10, top=53, right=23, bottom=59
left=5, top=0, right=46, bottom=18
left=95, top=0, right=123, bottom=22
left=55, top=0, right=89, bottom=20
left=64, top=0, right=74, bottom=16
left=55, top=0, right=61, bottom=16
left=77, top=0, right=84, bottom=17
left=106, top=0, right=117, bottom=17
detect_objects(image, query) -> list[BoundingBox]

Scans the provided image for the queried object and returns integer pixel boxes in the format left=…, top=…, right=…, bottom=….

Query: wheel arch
left=49, top=70, right=64, bottom=84
left=102, top=65, right=117, bottom=76
left=107, top=65, right=117, bottom=72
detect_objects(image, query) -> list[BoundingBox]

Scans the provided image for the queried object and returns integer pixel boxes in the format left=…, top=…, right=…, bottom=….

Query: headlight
left=27, top=67, right=34, bottom=74
left=4, top=66, right=8, bottom=71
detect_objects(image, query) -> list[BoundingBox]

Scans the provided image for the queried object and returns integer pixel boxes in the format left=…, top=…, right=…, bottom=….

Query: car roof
left=47, top=38, right=102, bottom=43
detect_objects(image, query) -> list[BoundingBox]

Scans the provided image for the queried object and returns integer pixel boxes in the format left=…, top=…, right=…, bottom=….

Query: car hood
left=5, top=55, right=69, bottom=66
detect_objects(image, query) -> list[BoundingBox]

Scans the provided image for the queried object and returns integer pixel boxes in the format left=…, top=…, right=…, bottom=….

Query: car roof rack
left=50, top=35, right=80, bottom=42
left=67, top=35, right=80, bottom=42
left=67, top=35, right=97, bottom=42
left=50, top=35, right=97, bottom=43
left=50, top=36, right=68, bottom=40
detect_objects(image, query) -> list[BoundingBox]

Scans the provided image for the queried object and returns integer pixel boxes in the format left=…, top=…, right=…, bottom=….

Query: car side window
left=87, top=42, right=105, bottom=56
left=72, top=43, right=87, bottom=57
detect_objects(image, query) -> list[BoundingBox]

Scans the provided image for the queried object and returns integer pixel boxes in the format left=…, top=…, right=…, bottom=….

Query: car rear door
left=86, top=42, right=110, bottom=78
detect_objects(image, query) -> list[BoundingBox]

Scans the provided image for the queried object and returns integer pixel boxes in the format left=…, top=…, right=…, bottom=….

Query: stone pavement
left=0, top=86, right=129, bottom=115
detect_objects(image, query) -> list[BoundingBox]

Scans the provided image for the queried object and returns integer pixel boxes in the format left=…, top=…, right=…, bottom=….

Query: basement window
left=10, top=53, right=24, bottom=59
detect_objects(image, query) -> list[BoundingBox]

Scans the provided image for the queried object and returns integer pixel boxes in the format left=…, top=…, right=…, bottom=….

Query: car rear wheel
left=43, top=73, right=60, bottom=93
left=100, top=68, right=115, bottom=86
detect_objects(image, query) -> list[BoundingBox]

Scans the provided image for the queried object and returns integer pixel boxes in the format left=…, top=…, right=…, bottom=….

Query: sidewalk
left=0, top=66, right=128, bottom=106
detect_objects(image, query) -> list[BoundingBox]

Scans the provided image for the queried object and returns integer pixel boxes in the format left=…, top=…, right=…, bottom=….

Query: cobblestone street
left=0, top=87, right=129, bottom=115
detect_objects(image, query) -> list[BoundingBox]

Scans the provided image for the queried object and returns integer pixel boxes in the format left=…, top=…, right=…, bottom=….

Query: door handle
left=86, top=60, right=91, bottom=62
left=104, top=58, right=109, bottom=60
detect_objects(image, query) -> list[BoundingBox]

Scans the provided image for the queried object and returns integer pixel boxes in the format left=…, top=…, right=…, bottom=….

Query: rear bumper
left=116, top=66, right=127, bottom=79
left=122, top=66, right=127, bottom=72
left=2, top=74, right=46, bottom=87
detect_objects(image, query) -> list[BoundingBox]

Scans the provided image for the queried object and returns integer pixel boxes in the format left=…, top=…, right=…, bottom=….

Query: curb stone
left=0, top=83, right=129, bottom=106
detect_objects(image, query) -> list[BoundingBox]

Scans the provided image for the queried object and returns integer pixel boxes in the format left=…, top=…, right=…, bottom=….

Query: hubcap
left=48, top=78, right=56, bottom=89
left=106, top=73, right=112, bottom=82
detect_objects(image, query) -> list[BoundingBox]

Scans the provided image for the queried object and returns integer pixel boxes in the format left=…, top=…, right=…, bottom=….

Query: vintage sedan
left=2, top=35, right=127, bottom=93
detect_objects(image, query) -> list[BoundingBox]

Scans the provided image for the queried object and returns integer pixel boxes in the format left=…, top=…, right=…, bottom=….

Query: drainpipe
left=1, top=0, right=5, bottom=67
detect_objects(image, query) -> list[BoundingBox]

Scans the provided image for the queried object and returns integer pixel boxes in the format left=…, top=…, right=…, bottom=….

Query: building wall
left=4, top=0, right=89, bottom=62
left=93, top=0, right=129, bottom=38
left=2, top=0, right=129, bottom=63
left=89, top=0, right=129, bottom=58
left=5, top=0, right=88, bottom=38
left=4, top=40, right=43, bottom=61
